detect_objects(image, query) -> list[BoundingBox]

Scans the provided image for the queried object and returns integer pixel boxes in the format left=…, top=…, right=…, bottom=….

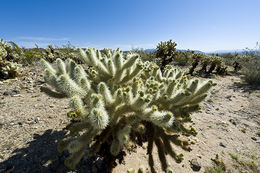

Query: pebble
left=219, top=142, right=226, bottom=148
left=26, top=89, right=35, bottom=93
left=204, top=102, right=212, bottom=109
left=229, top=118, right=238, bottom=126
left=3, top=90, right=20, bottom=96
left=34, top=117, right=40, bottom=123
left=190, top=158, right=201, bottom=171
left=12, top=94, right=23, bottom=97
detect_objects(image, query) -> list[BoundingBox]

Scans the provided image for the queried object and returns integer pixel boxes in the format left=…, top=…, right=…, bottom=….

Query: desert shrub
left=41, top=47, right=215, bottom=172
left=241, top=56, right=260, bottom=84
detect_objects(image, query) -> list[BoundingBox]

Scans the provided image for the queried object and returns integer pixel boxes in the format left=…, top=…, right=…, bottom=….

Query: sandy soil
left=0, top=63, right=259, bottom=173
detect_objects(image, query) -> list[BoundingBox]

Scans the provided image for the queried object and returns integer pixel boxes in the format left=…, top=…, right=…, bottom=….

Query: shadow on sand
left=0, top=129, right=71, bottom=173
left=229, top=82, right=260, bottom=93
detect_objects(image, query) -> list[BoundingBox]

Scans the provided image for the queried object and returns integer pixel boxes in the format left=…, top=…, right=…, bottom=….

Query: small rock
left=251, top=137, right=257, bottom=141
left=3, top=89, right=20, bottom=96
left=36, top=80, right=45, bottom=85
left=12, top=94, right=23, bottom=97
left=219, top=142, right=226, bottom=148
left=204, top=102, right=212, bottom=109
left=256, top=140, right=260, bottom=143
left=197, top=154, right=202, bottom=159
left=49, top=104, right=55, bottom=108
left=18, top=122, right=23, bottom=126
left=26, top=88, right=35, bottom=93
left=190, top=158, right=201, bottom=171
left=34, top=117, right=40, bottom=123
left=226, top=95, right=232, bottom=101
left=229, top=119, right=238, bottom=126
left=215, top=108, right=219, bottom=111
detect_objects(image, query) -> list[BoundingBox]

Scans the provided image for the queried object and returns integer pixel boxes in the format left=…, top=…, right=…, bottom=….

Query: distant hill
left=143, top=49, right=203, bottom=54
left=206, top=49, right=260, bottom=55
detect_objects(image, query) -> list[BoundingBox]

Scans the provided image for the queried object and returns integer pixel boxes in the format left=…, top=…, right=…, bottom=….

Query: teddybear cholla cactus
left=0, top=40, right=21, bottom=79
left=41, top=47, right=215, bottom=172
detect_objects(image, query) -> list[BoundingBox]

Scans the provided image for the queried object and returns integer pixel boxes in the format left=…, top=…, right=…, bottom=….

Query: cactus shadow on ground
left=229, top=82, right=260, bottom=93
left=0, top=129, right=70, bottom=173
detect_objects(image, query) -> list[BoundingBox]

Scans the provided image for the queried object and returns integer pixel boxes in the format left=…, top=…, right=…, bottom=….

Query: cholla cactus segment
left=79, top=47, right=142, bottom=84
left=41, top=47, right=215, bottom=171
left=0, top=42, right=7, bottom=60
left=0, top=60, right=21, bottom=80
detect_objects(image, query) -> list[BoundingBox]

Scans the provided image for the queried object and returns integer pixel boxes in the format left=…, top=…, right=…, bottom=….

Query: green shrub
left=241, top=56, right=260, bottom=84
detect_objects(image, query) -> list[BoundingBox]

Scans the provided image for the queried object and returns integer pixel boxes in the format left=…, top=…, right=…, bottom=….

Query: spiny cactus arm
left=97, top=82, right=114, bottom=105
left=118, top=62, right=143, bottom=84
left=65, top=121, right=91, bottom=135
left=63, top=129, right=98, bottom=169
left=40, top=59, right=56, bottom=74
left=0, top=43, right=7, bottom=59
left=90, top=126, right=113, bottom=154
left=79, top=47, right=142, bottom=84
left=64, top=147, right=85, bottom=169
left=145, top=110, right=174, bottom=128
left=117, top=125, right=131, bottom=145
left=110, top=138, right=121, bottom=156
left=41, top=59, right=92, bottom=98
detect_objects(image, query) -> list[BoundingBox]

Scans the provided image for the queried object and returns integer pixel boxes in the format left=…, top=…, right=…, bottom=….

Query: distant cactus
left=155, top=40, right=177, bottom=70
left=41, top=47, right=215, bottom=172
left=0, top=40, right=21, bottom=79
left=189, top=54, right=227, bottom=76
left=0, top=60, right=21, bottom=79
left=188, top=53, right=204, bottom=75
left=44, top=44, right=80, bottom=63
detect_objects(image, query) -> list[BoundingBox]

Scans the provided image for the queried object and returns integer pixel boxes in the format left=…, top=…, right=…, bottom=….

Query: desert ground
left=0, top=62, right=259, bottom=173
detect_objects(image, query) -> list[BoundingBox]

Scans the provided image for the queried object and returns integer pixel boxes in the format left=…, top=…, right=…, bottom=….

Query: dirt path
left=0, top=64, right=259, bottom=173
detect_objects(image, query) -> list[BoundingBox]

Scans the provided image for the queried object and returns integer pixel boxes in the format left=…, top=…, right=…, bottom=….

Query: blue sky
left=1, top=0, right=260, bottom=52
